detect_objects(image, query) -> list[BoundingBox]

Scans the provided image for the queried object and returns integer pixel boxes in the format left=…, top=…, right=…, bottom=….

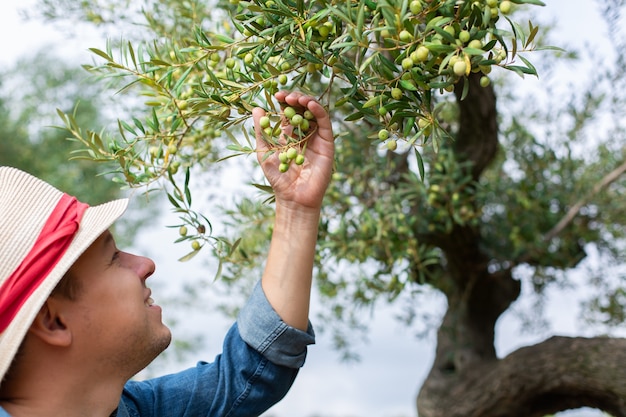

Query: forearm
left=261, top=201, right=320, bottom=331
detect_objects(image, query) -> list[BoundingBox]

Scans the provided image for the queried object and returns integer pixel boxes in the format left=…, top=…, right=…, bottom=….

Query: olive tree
left=31, top=0, right=626, bottom=415
left=0, top=51, right=157, bottom=244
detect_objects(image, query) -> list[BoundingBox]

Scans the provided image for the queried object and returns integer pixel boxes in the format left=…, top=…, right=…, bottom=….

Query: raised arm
left=252, top=91, right=335, bottom=331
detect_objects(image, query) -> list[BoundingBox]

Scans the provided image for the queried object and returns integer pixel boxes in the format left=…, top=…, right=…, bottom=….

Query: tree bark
left=416, top=73, right=625, bottom=416
left=418, top=336, right=626, bottom=417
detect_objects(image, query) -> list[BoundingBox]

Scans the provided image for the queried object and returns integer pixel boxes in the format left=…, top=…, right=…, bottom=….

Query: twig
left=543, top=158, right=626, bottom=242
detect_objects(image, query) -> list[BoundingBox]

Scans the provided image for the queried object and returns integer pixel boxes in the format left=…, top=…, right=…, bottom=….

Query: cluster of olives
left=258, top=106, right=316, bottom=172
left=188, top=0, right=538, bottom=160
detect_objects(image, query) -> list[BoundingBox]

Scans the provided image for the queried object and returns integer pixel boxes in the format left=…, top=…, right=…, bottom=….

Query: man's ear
left=28, top=298, right=72, bottom=347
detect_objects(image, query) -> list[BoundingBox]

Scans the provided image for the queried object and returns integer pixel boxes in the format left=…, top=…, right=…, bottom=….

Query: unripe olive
left=391, top=87, right=403, bottom=100
left=413, top=46, right=429, bottom=63
left=468, top=39, right=483, bottom=50
left=499, top=0, right=512, bottom=14
left=286, top=147, right=298, bottom=160
left=480, top=64, right=492, bottom=74
left=168, top=144, right=178, bottom=155
left=480, top=76, right=491, bottom=87
left=459, top=30, right=471, bottom=43
left=387, top=139, right=398, bottom=151
left=378, top=129, right=390, bottom=140
left=283, top=106, right=297, bottom=119
left=295, top=154, right=305, bottom=165
left=225, top=58, right=236, bottom=68
left=279, top=151, right=289, bottom=163
left=409, top=0, right=422, bottom=14
left=169, top=161, right=180, bottom=174
left=401, top=57, right=414, bottom=70
left=303, top=109, right=315, bottom=120
left=399, top=30, right=413, bottom=42
left=317, top=25, right=330, bottom=38
left=191, top=240, right=201, bottom=250
left=278, top=74, right=288, bottom=85
left=453, top=60, right=468, bottom=77
left=259, top=116, right=271, bottom=129
left=290, top=114, right=304, bottom=126
left=279, top=162, right=290, bottom=173
left=179, top=226, right=188, bottom=236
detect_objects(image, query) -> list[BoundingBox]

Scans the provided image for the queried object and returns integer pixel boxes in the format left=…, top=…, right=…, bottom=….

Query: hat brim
left=0, top=197, right=128, bottom=385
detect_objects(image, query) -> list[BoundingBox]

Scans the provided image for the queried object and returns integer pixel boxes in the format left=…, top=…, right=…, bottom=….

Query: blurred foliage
left=0, top=51, right=156, bottom=246
left=28, top=0, right=626, bottom=360
left=46, top=0, right=551, bottom=267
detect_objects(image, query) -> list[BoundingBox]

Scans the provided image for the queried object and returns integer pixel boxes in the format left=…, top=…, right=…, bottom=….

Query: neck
left=1, top=364, right=124, bottom=417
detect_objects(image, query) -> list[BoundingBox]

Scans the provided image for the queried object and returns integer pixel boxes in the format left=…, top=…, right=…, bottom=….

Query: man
left=0, top=90, right=335, bottom=417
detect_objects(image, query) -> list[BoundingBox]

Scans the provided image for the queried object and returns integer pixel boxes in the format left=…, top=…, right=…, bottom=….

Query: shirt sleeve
left=237, top=280, right=315, bottom=369
left=118, top=280, right=315, bottom=417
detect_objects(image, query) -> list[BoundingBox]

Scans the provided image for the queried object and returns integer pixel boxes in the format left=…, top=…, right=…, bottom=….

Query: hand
left=253, top=91, right=335, bottom=212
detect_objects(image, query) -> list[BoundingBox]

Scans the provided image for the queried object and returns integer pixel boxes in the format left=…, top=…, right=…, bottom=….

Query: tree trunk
left=418, top=336, right=626, bottom=417
left=416, top=73, right=626, bottom=416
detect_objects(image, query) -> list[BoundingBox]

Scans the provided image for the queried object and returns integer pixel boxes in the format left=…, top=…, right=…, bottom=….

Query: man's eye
left=110, top=251, right=121, bottom=265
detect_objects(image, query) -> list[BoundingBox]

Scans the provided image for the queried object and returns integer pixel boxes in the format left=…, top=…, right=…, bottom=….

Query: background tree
left=0, top=52, right=153, bottom=243
left=26, top=0, right=626, bottom=415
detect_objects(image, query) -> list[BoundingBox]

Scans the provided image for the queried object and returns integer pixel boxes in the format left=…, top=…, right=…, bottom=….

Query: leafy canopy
left=56, top=0, right=549, bottom=267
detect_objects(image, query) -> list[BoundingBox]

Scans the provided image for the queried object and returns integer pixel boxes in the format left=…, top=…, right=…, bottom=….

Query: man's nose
left=121, top=252, right=156, bottom=280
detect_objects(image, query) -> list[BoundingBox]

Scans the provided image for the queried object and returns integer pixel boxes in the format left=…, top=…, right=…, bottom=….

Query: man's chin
left=139, top=333, right=173, bottom=372
left=157, top=329, right=173, bottom=353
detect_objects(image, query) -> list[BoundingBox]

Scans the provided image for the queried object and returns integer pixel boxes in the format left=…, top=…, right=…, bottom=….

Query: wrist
left=274, top=201, right=321, bottom=233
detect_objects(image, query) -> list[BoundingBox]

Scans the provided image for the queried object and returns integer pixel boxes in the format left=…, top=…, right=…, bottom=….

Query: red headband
left=0, top=194, right=89, bottom=333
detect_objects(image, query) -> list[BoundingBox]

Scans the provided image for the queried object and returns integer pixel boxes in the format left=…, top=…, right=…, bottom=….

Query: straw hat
left=0, top=166, right=128, bottom=385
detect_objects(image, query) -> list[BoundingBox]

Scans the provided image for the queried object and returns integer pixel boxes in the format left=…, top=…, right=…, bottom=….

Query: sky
left=0, top=1, right=620, bottom=416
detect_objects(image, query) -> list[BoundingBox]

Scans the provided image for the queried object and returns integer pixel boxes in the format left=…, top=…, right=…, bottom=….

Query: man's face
left=58, top=230, right=171, bottom=378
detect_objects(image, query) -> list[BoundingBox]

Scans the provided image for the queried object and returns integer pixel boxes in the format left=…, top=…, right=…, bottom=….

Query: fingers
left=274, top=91, right=334, bottom=144
left=253, top=91, right=334, bottom=164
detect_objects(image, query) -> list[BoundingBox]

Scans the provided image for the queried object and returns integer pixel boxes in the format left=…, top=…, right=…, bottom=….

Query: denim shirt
left=0, top=281, right=315, bottom=417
